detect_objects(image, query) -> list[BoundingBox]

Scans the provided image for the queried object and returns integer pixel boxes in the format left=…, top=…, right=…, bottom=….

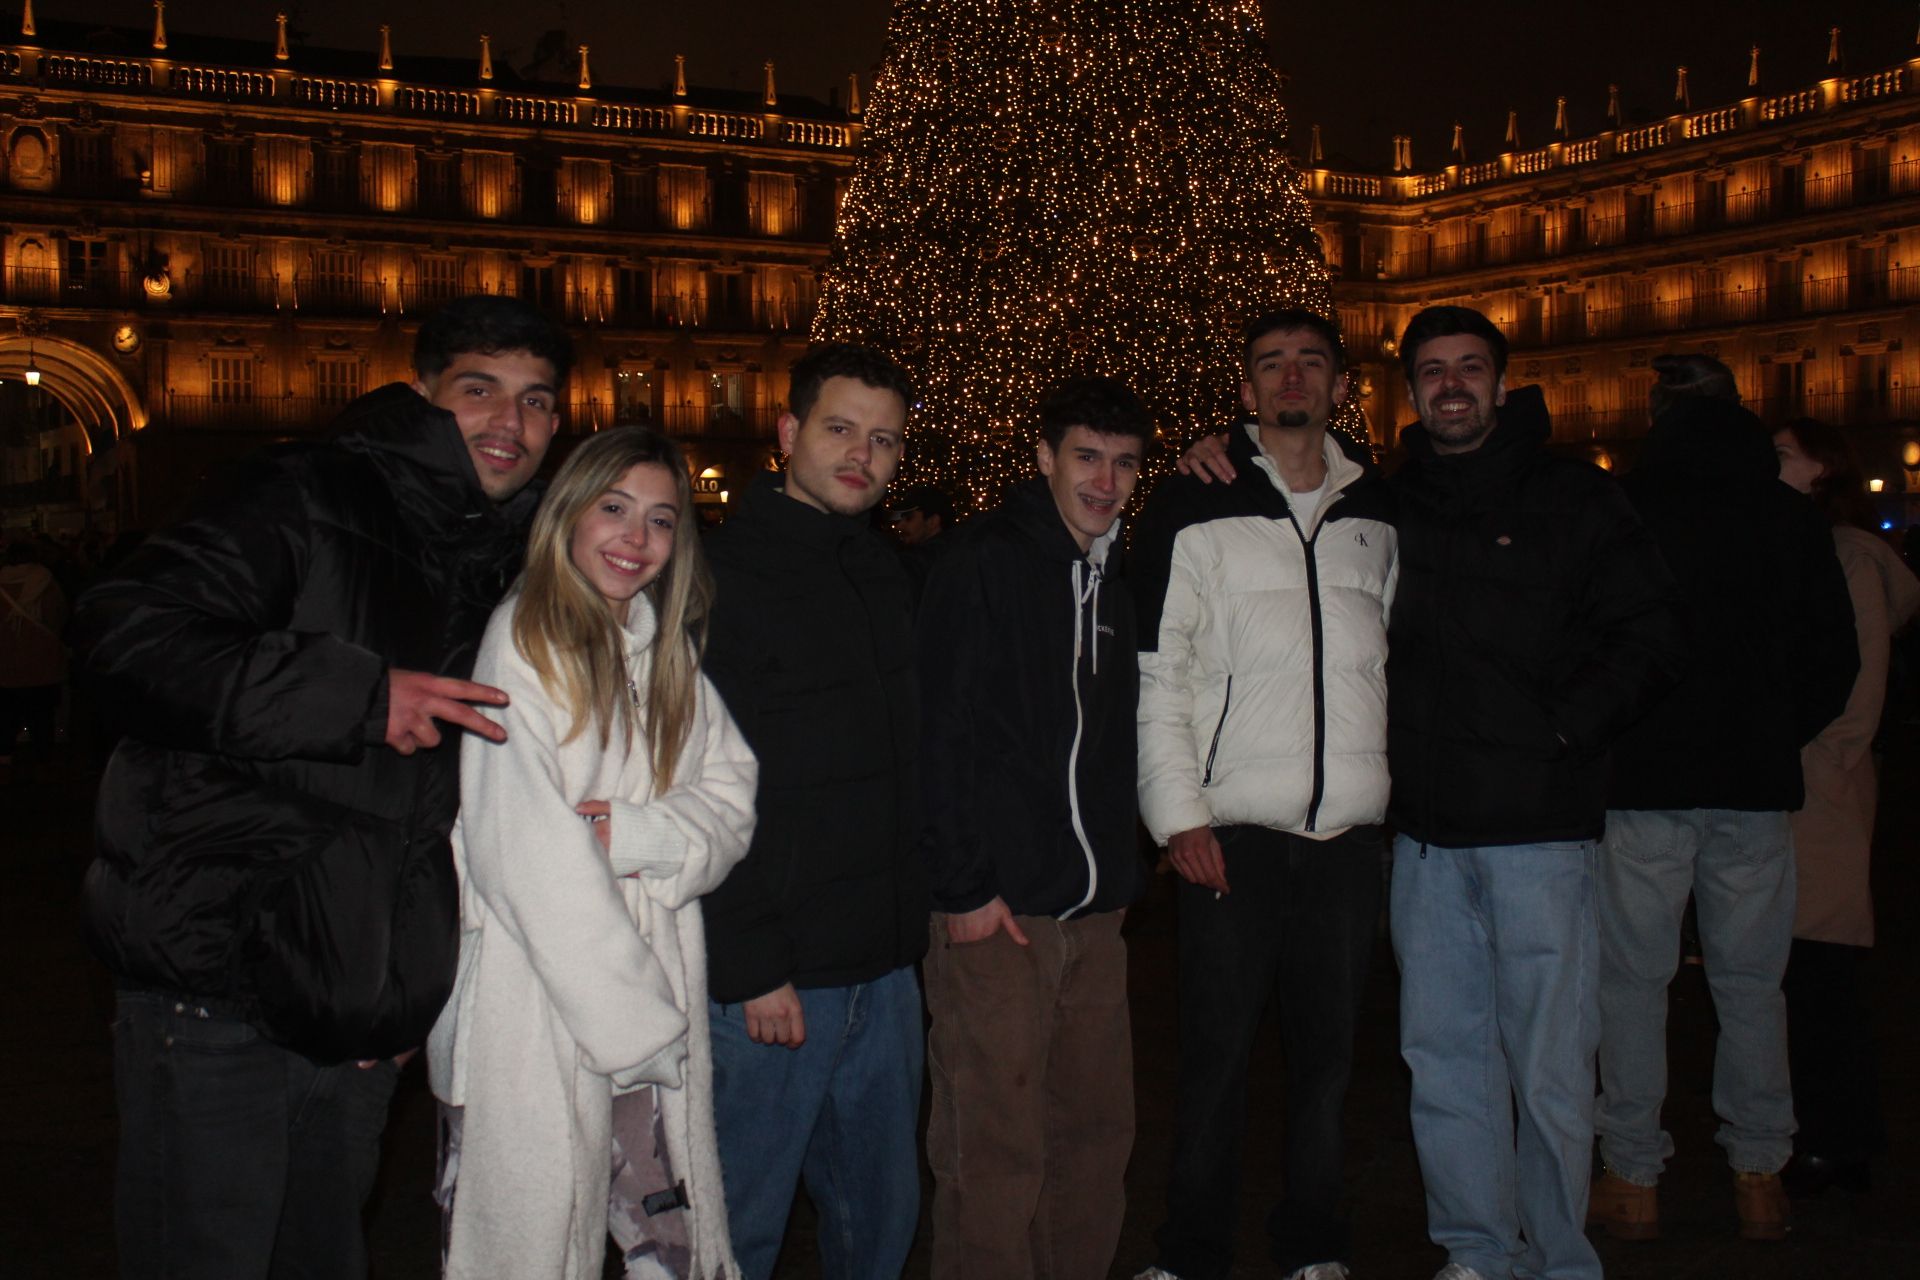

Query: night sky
left=33, top=1, right=1919, bottom=168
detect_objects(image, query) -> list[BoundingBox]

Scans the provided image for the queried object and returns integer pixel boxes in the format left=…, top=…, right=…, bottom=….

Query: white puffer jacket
left=1134, top=426, right=1397, bottom=843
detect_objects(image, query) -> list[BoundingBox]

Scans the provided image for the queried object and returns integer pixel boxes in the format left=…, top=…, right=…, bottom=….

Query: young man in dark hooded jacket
left=1589, top=357, right=1856, bottom=1243
left=73, top=295, right=571, bottom=1279
left=917, top=376, right=1150, bottom=1280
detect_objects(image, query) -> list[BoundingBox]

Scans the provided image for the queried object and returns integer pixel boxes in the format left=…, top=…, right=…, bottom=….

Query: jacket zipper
left=1289, top=512, right=1327, bottom=832
left=1200, top=674, right=1234, bottom=788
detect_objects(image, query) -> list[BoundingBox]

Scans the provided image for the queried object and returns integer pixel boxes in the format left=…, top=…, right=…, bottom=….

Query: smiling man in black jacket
left=917, top=376, right=1150, bottom=1280
left=73, top=295, right=571, bottom=1279
left=1385, top=306, right=1683, bottom=1280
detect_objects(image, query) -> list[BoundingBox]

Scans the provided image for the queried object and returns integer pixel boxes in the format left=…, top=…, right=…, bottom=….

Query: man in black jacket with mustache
left=74, top=296, right=570, bottom=1280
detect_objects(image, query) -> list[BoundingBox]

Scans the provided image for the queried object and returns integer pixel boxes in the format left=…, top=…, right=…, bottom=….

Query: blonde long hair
left=512, top=427, right=714, bottom=791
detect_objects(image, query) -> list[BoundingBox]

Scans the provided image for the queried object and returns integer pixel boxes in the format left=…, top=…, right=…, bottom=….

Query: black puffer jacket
left=701, top=471, right=929, bottom=1004
left=1387, top=386, right=1685, bottom=847
left=1609, top=397, right=1857, bottom=810
left=75, top=385, right=536, bottom=1062
left=916, top=478, right=1144, bottom=919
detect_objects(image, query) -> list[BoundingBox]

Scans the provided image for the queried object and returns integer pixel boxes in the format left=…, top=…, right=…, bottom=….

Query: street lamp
left=24, top=343, right=40, bottom=387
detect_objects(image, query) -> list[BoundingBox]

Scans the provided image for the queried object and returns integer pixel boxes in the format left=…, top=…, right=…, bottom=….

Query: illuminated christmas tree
left=814, top=0, right=1349, bottom=511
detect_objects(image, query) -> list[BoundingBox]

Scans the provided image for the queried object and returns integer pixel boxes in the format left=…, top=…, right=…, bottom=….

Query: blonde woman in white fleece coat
left=428, top=426, right=753, bottom=1280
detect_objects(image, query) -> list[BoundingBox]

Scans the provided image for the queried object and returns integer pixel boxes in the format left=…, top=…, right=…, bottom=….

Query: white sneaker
left=1434, top=1265, right=1488, bottom=1280
left=1286, top=1265, right=1350, bottom=1280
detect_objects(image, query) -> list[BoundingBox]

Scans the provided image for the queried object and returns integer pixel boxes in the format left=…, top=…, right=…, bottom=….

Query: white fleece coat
left=427, top=592, right=754, bottom=1280
left=1139, top=428, right=1397, bottom=842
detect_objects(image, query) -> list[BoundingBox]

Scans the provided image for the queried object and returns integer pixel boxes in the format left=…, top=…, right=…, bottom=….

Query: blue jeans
left=111, top=990, right=399, bottom=1280
left=1391, top=836, right=1602, bottom=1280
left=1595, top=808, right=1796, bottom=1183
left=710, top=965, right=924, bottom=1280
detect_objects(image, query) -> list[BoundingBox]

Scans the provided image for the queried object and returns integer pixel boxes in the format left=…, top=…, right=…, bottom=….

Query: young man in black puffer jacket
left=73, top=296, right=572, bottom=1278
left=1384, top=306, right=1683, bottom=1280
left=917, top=376, right=1150, bottom=1280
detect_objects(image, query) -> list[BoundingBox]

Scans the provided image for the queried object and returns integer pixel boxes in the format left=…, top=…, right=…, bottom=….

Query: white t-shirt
left=1284, top=476, right=1328, bottom=533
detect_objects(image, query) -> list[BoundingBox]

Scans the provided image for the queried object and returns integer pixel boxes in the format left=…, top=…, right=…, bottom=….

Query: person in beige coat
left=428, top=427, right=753, bottom=1280
left=1774, top=418, right=1920, bottom=1194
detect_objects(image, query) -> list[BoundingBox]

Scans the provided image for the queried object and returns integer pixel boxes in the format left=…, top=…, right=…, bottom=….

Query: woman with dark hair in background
left=1773, top=418, right=1920, bottom=1195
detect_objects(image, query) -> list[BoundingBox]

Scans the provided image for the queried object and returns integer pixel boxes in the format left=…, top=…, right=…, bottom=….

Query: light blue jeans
left=1595, top=808, right=1797, bottom=1184
left=709, top=965, right=924, bottom=1280
left=1391, top=836, right=1602, bottom=1280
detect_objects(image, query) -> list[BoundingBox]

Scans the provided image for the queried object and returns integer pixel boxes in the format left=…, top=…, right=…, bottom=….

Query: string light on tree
left=814, top=0, right=1358, bottom=513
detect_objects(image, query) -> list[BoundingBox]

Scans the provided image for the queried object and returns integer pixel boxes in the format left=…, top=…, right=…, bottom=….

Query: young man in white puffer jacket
left=1131, top=308, right=1397, bottom=1280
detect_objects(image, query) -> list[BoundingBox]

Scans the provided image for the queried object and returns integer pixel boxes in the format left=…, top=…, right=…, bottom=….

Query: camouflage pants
left=436, top=1086, right=702, bottom=1278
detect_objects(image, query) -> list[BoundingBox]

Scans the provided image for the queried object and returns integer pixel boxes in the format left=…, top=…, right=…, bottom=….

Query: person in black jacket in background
left=1384, top=306, right=1683, bottom=1280
left=699, top=344, right=928, bottom=1280
left=72, top=295, right=571, bottom=1279
left=917, top=376, right=1149, bottom=1280
left=1588, top=357, right=1856, bottom=1243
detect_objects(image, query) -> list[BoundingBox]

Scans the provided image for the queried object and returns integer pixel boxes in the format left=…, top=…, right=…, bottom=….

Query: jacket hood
left=328, top=383, right=542, bottom=534
left=1637, top=396, right=1777, bottom=485
left=1001, top=476, right=1121, bottom=569
left=736, top=467, right=876, bottom=547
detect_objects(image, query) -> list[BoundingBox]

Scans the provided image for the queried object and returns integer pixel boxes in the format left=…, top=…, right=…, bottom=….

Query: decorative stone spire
left=152, top=1, right=168, bottom=51
left=1827, top=25, right=1842, bottom=67
left=1504, top=110, right=1520, bottom=150
left=847, top=72, right=862, bottom=116
left=578, top=45, right=591, bottom=91
left=20, top=0, right=32, bottom=39
left=1450, top=121, right=1465, bottom=161
left=1554, top=96, right=1568, bottom=137
left=764, top=60, right=777, bottom=107
left=274, top=12, right=290, bottom=62
left=1607, top=83, right=1621, bottom=125
left=479, top=34, right=493, bottom=81
left=1748, top=44, right=1761, bottom=87
left=1311, top=123, right=1325, bottom=164
left=1673, top=65, right=1690, bottom=110
left=379, top=25, right=393, bottom=72
left=1391, top=135, right=1411, bottom=172
left=674, top=54, right=688, bottom=98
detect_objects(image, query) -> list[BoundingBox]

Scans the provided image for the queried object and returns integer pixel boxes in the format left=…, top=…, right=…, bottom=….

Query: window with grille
left=417, top=256, right=461, bottom=304
left=312, top=249, right=356, bottom=303
left=63, top=127, right=112, bottom=193
left=315, top=145, right=358, bottom=210
left=748, top=172, right=799, bottom=236
left=315, top=358, right=362, bottom=404
left=209, top=354, right=255, bottom=403
left=657, top=165, right=710, bottom=231
left=616, top=265, right=652, bottom=320
left=420, top=152, right=458, bottom=213
left=520, top=263, right=556, bottom=309
left=65, top=240, right=108, bottom=291
left=205, top=138, right=252, bottom=203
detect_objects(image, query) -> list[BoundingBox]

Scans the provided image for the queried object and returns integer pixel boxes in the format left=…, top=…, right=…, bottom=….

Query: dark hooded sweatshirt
left=75, top=384, right=537, bottom=1063
left=916, top=476, right=1144, bottom=918
left=1608, top=396, right=1857, bottom=810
